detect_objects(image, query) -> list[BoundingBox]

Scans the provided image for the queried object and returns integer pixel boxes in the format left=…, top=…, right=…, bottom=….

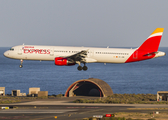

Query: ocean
left=0, top=47, right=168, bottom=95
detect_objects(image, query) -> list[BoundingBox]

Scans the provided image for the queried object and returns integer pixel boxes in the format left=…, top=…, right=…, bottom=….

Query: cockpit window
left=9, top=48, right=14, bottom=51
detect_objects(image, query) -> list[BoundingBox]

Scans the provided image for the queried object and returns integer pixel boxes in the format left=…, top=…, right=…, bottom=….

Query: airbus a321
left=4, top=28, right=166, bottom=71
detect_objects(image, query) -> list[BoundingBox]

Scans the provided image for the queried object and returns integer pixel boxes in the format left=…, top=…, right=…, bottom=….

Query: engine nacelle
left=55, top=57, right=75, bottom=66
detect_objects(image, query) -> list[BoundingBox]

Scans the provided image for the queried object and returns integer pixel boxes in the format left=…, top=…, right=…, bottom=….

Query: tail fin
left=125, top=28, right=164, bottom=63
left=138, top=28, right=164, bottom=52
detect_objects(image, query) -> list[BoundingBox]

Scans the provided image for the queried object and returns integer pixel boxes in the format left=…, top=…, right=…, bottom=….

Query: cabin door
left=88, top=50, right=94, bottom=57
left=133, top=51, right=138, bottom=59
left=18, top=47, right=23, bottom=55
left=50, top=48, right=54, bottom=56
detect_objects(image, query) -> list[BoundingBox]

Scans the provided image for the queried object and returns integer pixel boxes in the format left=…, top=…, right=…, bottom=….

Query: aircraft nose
left=4, top=51, right=9, bottom=57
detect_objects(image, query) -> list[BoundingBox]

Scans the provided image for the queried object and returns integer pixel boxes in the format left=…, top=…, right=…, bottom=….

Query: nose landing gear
left=19, top=59, right=23, bottom=68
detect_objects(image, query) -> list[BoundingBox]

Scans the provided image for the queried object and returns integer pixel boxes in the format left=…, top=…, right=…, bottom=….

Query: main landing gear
left=19, top=59, right=23, bottom=68
left=77, top=63, right=88, bottom=71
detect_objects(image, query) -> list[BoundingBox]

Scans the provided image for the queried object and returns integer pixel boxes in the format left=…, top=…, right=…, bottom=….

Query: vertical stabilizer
left=138, top=28, right=164, bottom=52
left=125, top=28, right=164, bottom=63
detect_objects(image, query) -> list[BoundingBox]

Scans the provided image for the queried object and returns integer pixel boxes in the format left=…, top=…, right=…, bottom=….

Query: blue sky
left=0, top=0, right=167, bottom=47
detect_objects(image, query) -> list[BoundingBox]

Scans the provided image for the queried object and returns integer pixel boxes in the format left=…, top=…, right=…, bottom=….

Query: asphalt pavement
left=0, top=98, right=168, bottom=120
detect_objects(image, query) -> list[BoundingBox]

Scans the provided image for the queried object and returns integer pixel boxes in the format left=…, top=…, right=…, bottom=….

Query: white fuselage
left=4, top=45, right=135, bottom=63
left=4, top=45, right=165, bottom=64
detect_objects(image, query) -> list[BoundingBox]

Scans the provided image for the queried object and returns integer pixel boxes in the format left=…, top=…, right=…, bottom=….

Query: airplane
left=4, top=28, right=166, bottom=71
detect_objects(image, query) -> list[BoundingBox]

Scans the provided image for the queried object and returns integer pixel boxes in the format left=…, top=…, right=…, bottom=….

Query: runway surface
left=0, top=100, right=168, bottom=120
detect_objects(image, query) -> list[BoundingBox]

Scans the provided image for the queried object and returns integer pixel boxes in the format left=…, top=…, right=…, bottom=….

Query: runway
left=0, top=105, right=131, bottom=120
left=0, top=100, right=168, bottom=120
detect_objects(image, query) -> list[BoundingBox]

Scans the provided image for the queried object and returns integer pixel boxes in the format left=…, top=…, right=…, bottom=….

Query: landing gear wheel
left=19, top=65, right=23, bottom=68
left=83, top=66, right=88, bottom=71
left=77, top=66, right=83, bottom=71
left=20, top=59, right=23, bottom=68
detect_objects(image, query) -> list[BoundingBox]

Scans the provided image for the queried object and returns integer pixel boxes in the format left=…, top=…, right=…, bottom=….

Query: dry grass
left=0, top=94, right=64, bottom=104
left=0, top=100, right=21, bottom=104
left=74, top=94, right=168, bottom=104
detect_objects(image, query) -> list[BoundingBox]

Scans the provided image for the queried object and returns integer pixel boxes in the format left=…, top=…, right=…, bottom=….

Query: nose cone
left=4, top=51, right=7, bottom=57
left=4, top=51, right=9, bottom=58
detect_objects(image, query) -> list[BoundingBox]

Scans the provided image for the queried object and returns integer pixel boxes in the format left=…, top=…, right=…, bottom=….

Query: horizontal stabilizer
left=143, top=52, right=158, bottom=56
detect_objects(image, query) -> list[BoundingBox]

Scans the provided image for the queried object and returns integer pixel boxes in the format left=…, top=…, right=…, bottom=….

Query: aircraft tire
left=19, top=65, right=23, bottom=68
left=83, top=66, right=88, bottom=71
left=77, top=66, right=82, bottom=71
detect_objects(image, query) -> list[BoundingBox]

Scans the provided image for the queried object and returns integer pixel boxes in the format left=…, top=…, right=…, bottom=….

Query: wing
left=66, top=50, right=88, bottom=63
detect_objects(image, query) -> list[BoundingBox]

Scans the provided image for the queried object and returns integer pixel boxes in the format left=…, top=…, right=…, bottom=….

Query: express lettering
left=24, top=49, right=50, bottom=54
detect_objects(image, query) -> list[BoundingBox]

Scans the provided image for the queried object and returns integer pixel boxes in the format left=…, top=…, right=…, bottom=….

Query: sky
left=0, top=0, right=168, bottom=47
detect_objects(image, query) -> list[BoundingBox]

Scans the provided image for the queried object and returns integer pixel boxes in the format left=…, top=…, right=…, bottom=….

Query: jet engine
left=55, top=57, right=75, bottom=66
